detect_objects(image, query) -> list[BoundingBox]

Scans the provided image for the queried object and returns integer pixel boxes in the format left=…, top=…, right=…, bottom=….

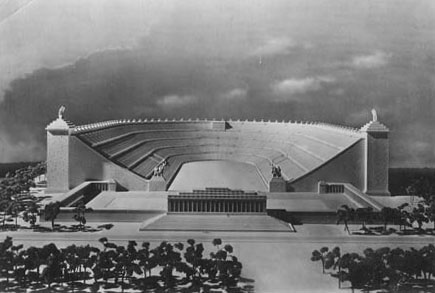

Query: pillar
left=46, top=115, right=73, bottom=193
left=360, top=112, right=390, bottom=196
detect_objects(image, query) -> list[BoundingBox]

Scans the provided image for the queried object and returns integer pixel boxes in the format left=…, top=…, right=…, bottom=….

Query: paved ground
left=168, top=161, right=268, bottom=191
left=2, top=222, right=434, bottom=292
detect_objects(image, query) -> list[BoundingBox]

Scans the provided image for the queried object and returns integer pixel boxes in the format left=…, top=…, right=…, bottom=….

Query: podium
left=148, top=176, right=166, bottom=191
left=269, top=177, right=287, bottom=192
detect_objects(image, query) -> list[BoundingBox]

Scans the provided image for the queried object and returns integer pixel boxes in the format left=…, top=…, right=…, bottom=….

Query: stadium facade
left=46, top=109, right=389, bottom=197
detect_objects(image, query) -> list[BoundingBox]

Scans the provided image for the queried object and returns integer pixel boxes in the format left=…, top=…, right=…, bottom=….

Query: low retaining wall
left=269, top=210, right=337, bottom=224
left=40, top=208, right=165, bottom=223
left=268, top=209, right=385, bottom=225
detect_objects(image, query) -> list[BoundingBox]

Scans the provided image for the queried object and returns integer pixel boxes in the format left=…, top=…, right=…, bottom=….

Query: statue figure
left=153, top=160, right=168, bottom=177
left=371, top=108, right=378, bottom=122
left=153, top=166, right=160, bottom=177
left=271, top=164, right=282, bottom=178
left=58, top=105, right=66, bottom=119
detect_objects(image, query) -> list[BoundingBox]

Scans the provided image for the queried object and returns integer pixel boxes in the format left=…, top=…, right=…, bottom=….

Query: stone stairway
left=140, top=214, right=293, bottom=232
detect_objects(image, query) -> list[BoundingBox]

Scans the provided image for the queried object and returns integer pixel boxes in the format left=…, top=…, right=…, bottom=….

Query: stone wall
left=290, top=140, right=365, bottom=192
left=68, top=136, right=149, bottom=190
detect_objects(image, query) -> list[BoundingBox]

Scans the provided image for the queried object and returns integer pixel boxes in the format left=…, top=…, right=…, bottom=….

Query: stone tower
left=45, top=107, right=74, bottom=193
left=360, top=109, right=390, bottom=196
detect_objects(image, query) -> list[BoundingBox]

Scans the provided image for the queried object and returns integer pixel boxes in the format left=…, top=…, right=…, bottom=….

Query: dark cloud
left=0, top=0, right=434, bottom=167
left=1, top=41, right=434, bottom=167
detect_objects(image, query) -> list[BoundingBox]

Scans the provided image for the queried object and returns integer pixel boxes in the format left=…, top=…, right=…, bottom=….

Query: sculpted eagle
left=58, top=105, right=66, bottom=119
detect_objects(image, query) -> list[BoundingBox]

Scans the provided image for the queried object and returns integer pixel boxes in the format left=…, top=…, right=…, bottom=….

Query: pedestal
left=148, top=176, right=167, bottom=191
left=269, top=177, right=287, bottom=192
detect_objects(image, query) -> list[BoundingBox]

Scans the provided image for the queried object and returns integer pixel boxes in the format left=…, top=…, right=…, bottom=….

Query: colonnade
left=325, top=184, right=345, bottom=193
left=168, top=198, right=266, bottom=213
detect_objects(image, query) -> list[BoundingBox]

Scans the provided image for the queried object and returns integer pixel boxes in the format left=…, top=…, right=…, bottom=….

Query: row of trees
left=0, top=237, right=243, bottom=292
left=337, top=177, right=435, bottom=235
left=311, top=244, right=435, bottom=292
left=0, top=162, right=46, bottom=230
left=337, top=202, right=435, bottom=235
left=0, top=162, right=94, bottom=232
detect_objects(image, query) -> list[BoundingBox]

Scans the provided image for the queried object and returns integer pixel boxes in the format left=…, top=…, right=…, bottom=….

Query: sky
left=0, top=0, right=434, bottom=167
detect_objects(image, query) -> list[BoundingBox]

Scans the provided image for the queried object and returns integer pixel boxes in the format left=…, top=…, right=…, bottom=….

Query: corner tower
left=46, top=106, right=74, bottom=193
left=360, top=109, right=390, bottom=196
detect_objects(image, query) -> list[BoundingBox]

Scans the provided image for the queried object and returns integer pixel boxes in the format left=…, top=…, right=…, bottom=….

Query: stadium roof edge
left=69, top=118, right=364, bottom=136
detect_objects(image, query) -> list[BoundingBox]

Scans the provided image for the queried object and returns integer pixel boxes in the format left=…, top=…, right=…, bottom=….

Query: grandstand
left=44, top=109, right=390, bottom=227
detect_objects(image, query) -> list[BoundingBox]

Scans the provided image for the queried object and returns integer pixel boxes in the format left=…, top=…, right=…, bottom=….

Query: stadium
left=44, top=108, right=390, bottom=230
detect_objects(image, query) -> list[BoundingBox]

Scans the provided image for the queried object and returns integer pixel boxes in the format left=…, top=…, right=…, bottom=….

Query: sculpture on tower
left=371, top=108, right=378, bottom=122
left=58, top=105, right=66, bottom=119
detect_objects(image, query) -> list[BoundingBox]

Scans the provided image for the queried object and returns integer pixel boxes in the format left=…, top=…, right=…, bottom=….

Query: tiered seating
left=80, top=122, right=211, bottom=146
left=75, top=120, right=363, bottom=184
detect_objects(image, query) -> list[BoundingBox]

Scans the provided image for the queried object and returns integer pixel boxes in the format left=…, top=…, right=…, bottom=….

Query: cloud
left=220, top=88, right=248, bottom=100
left=351, top=51, right=392, bottom=69
left=251, top=37, right=296, bottom=57
left=0, top=131, right=44, bottom=162
left=0, top=0, right=434, bottom=168
left=156, top=94, right=198, bottom=108
left=271, top=76, right=335, bottom=101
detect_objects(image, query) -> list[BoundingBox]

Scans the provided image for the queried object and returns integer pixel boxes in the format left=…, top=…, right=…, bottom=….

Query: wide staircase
left=140, top=214, right=293, bottom=232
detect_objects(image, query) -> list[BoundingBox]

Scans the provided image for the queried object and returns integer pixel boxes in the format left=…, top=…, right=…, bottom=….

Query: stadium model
left=44, top=108, right=390, bottom=228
